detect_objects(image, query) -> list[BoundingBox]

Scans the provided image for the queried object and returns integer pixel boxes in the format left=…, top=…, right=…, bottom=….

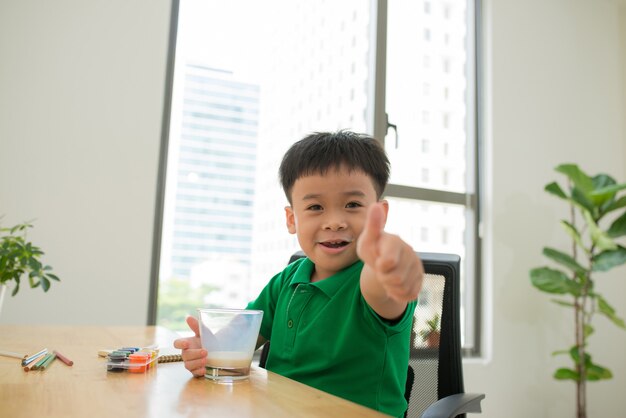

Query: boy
left=174, top=131, right=423, bottom=417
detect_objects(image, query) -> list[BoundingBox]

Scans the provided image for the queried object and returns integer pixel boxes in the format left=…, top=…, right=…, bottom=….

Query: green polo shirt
left=247, top=257, right=416, bottom=417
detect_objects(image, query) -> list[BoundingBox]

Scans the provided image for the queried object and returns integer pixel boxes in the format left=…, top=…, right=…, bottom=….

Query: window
left=151, top=0, right=482, bottom=356
left=383, top=0, right=480, bottom=354
left=443, top=57, right=451, bottom=73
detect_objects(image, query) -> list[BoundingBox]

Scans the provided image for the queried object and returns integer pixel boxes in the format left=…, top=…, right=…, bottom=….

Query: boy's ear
left=285, top=206, right=297, bottom=234
left=379, top=200, right=389, bottom=226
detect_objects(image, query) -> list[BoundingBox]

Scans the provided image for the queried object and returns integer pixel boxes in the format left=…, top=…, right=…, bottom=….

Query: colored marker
left=24, top=353, right=47, bottom=372
left=33, top=353, right=53, bottom=370
left=39, top=353, right=57, bottom=370
left=22, top=349, right=48, bottom=366
left=0, top=350, right=25, bottom=360
left=53, top=350, right=73, bottom=366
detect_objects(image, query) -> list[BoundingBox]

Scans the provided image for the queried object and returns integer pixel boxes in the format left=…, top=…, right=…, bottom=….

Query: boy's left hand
left=357, top=203, right=424, bottom=303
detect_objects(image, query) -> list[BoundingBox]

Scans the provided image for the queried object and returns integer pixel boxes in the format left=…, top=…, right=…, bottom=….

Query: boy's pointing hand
left=357, top=203, right=423, bottom=303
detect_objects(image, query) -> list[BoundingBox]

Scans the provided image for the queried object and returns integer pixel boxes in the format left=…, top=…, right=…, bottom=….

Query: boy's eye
left=346, top=201, right=363, bottom=209
left=307, top=204, right=323, bottom=211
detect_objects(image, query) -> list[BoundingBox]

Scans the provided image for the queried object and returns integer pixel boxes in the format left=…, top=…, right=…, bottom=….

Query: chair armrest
left=420, top=393, right=485, bottom=418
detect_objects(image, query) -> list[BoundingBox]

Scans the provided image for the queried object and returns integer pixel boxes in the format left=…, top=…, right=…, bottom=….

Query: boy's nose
left=323, top=216, right=347, bottom=231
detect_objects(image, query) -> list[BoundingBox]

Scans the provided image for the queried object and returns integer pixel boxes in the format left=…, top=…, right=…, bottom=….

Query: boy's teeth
left=322, top=241, right=348, bottom=248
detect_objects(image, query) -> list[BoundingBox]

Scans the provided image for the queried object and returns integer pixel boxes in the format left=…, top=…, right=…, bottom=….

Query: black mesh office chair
left=259, top=251, right=485, bottom=418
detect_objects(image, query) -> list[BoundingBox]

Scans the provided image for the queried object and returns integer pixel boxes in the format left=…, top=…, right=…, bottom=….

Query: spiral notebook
left=157, top=353, right=183, bottom=363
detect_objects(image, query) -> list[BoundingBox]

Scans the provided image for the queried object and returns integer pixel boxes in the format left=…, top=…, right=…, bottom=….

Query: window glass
left=156, top=0, right=480, bottom=354
left=386, top=0, right=469, bottom=194
left=157, top=0, right=371, bottom=330
left=383, top=0, right=477, bottom=351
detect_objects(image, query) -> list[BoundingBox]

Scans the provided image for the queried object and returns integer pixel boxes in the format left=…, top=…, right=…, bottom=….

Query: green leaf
left=46, top=273, right=60, bottom=282
left=552, top=349, right=569, bottom=356
left=583, top=211, right=617, bottom=251
left=27, top=259, right=41, bottom=272
left=569, top=346, right=590, bottom=363
left=560, top=220, right=588, bottom=255
left=542, top=247, right=586, bottom=275
left=530, top=267, right=581, bottom=295
left=551, top=298, right=575, bottom=308
left=41, top=277, right=50, bottom=292
left=0, top=220, right=58, bottom=297
left=590, top=174, right=617, bottom=206
left=565, top=347, right=613, bottom=381
left=592, top=246, right=626, bottom=272
left=556, top=164, right=594, bottom=193
left=590, top=182, right=626, bottom=197
left=603, top=196, right=626, bottom=213
left=586, top=364, right=613, bottom=381
left=592, top=174, right=616, bottom=189
left=545, top=182, right=568, bottom=199
left=11, top=282, right=19, bottom=296
left=572, top=188, right=596, bottom=215
left=554, top=368, right=579, bottom=381
left=584, top=324, right=594, bottom=338
left=597, top=295, right=626, bottom=329
left=607, top=211, right=626, bottom=238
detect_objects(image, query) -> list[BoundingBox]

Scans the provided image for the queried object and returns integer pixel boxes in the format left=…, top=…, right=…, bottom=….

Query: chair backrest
left=258, top=251, right=466, bottom=418
left=405, top=252, right=464, bottom=418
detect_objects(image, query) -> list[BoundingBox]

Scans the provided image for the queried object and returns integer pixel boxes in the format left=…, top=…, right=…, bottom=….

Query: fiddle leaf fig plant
left=0, top=220, right=60, bottom=297
left=530, top=164, right=626, bottom=418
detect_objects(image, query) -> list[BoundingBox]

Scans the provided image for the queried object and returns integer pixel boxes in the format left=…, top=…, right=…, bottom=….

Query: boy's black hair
left=279, top=130, right=390, bottom=203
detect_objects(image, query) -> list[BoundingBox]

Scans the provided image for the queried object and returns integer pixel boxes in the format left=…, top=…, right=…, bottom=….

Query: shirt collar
left=289, top=257, right=363, bottom=298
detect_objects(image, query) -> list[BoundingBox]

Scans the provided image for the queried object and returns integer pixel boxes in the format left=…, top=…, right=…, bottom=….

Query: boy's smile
left=285, top=166, right=388, bottom=282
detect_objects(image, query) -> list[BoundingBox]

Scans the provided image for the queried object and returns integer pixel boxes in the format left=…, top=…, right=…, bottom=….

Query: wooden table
left=0, top=325, right=389, bottom=418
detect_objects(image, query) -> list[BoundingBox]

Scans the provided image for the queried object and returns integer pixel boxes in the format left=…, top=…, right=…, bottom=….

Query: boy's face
left=285, top=166, right=388, bottom=282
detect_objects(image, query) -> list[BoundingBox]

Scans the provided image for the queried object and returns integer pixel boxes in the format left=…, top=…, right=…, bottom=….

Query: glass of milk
left=197, top=308, right=263, bottom=382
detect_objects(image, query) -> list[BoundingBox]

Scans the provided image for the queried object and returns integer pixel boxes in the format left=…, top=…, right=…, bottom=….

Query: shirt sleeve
left=361, top=296, right=417, bottom=336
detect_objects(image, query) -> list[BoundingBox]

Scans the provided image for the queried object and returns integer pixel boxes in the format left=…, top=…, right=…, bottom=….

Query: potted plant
left=0, top=220, right=60, bottom=315
left=420, top=312, right=440, bottom=348
left=530, top=164, right=626, bottom=418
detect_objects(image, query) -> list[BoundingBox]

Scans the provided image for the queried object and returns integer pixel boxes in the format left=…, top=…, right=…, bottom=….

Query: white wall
left=463, top=0, right=626, bottom=417
left=0, top=0, right=172, bottom=325
left=1, top=0, right=626, bottom=416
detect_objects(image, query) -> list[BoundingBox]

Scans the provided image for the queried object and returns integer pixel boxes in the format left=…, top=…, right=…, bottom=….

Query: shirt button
left=287, top=319, right=293, bottom=328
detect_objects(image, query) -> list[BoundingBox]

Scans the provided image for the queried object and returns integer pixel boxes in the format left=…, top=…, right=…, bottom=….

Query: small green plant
left=419, top=312, right=440, bottom=339
left=419, top=312, right=440, bottom=348
left=530, top=164, right=626, bottom=418
left=0, top=220, right=60, bottom=296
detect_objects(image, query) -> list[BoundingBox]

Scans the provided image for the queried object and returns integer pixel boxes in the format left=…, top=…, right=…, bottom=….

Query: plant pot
left=0, top=283, right=7, bottom=318
left=426, top=331, right=440, bottom=348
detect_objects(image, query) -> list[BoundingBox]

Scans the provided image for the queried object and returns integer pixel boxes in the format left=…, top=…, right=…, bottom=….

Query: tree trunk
left=576, top=300, right=586, bottom=418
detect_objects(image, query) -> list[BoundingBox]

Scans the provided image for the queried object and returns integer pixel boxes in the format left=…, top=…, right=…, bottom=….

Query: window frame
left=368, top=0, right=482, bottom=357
left=149, top=0, right=484, bottom=357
